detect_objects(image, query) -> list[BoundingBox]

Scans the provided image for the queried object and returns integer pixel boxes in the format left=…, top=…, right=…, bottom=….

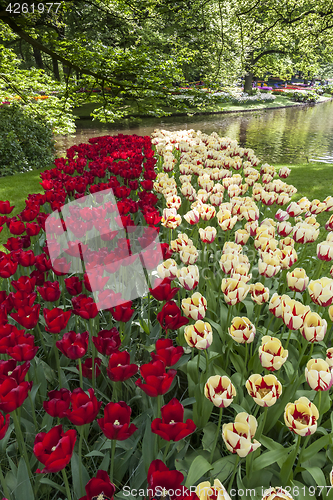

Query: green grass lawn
left=74, top=94, right=332, bottom=120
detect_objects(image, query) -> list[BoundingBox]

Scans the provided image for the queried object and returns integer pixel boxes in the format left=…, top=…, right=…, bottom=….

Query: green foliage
left=0, top=103, right=55, bottom=177
left=291, top=90, right=320, bottom=103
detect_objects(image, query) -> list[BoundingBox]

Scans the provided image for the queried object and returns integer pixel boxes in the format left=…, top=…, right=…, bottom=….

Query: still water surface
left=55, top=100, right=333, bottom=164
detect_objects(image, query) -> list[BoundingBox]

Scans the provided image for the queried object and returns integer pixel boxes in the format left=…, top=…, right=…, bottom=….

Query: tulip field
left=1, top=129, right=333, bottom=500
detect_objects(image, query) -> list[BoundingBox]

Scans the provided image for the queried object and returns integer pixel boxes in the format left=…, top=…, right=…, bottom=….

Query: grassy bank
left=74, top=94, right=332, bottom=120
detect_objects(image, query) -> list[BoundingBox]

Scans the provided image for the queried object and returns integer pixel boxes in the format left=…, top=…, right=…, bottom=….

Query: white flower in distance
left=204, top=375, right=236, bottom=408
left=177, top=265, right=199, bottom=290
left=246, top=374, right=282, bottom=407
left=157, top=259, right=178, bottom=280
left=305, top=358, right=333, bottom=391
left=284, top=397, right=319, bottom=436
left=300, top=312, right=327, bottom=343
left=182, top=292, right=207, bottom=320
left=287, top=268, right=309, bottom=293
left=229, top=317, right=255, bottom=343
left=184, top=321, right=212, bottom=350
left=308, top=277, right=333, bottom=307
left=222, top=412, right=261, bottom=458
left=259, top=336, right=288, bottom=371
left=196, top=479, right=231, bottom=500
left=179, top=245, right=199, bottom=265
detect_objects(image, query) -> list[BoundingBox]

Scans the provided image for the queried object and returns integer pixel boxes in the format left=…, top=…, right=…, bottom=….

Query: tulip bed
left=0, top=129, right=333, bottom=500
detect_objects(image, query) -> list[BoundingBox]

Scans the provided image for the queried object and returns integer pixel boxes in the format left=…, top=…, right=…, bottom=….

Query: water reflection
left=54, top=100, right=333, bottom=164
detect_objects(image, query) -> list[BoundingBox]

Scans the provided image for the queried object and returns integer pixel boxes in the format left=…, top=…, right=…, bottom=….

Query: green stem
left=110, top=439, right=116, bottom=483
left=53, top=334, right=62, bottom=388
left=78, top=358, right=83, bottom=389
left=210, top=407, right=223, bottom=463
left=12, top=410, right=32, bottom=479
left=256, top=406, right=268, bottom=441
left=28, top=388, right=38, bottom=431
left=204, top=349, right=210, bottom=373
left=285, top=329, right=293, bottom=349
left=78, top=426, right=84, bottom=497
left=89, top=318, right=96, bottom=391
left=285, top=434, right=302, bottom=486
left=228, top=454, right=240, bottom=492
left=264, top=314, right=275, bottom=335
left=163, top=440, right=171, bottom=462
left=61, top=468, right=72, bottom=500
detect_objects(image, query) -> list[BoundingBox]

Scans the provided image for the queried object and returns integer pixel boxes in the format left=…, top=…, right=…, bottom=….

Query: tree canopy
left=1, top=0, right=333, bottom=129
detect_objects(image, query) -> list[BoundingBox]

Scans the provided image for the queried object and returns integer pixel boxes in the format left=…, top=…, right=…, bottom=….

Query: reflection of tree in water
left=55, top=101, right=333, bottom=164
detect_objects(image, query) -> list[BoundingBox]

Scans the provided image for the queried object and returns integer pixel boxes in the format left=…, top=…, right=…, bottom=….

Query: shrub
left=0, top=103, right=55, bottom=177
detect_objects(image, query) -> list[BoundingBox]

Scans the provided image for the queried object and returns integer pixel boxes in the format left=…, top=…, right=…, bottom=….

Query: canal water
left=54, top=100, right=333, bottom=164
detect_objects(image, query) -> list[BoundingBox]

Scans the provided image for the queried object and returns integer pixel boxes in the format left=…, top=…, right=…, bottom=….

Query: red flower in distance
left=33, top=425, right=76, bottom=473
left=83, top=272, right=109, bottom=293
left=56, top=330, right=89, bottom=359
left=6, top=331, right=39, bottom=361
left=11, top=276, right=36, bottom=294
left=79, top=470, right=115, bottom=500
left=7, top=291, right=37, bottom=311
left=26, top=222, right=41, bottom=237
left=92, top=328, right=121, bottom=356
left=157, top=301, right=189, bottom=331
left=0, top=411, right=10, bottom=439
left=0, top=360, right=30, bottom=383
left=63, top=388, right=102, bottom=426
left=10, top=304, right=41, bottom=329
left=35, top=254, right=52, bottom=273
left=17, top=250, right=36, bottom=267
left=72, top=295, right=98, bottom=320
left=43, top=389, right=71, bottom=418
left=149, top=278, right=180, bottom=302
left=151, top=398, right=196, bottom=441
left=97, top=401, right=137, bottom=440
left=44, top=307, right=72, bottom=333
left=0, top=377, right=32, bottom=413
left=0, top=255, right=18, bottom=279
left=0, top=201, right=14, bottom=215
left=151, top=339, right=184, bottom=367
left=147, top=460, right=184, bottom=500
left=64, top=276, right=83, bottom=296
left=135, top=360, right=176, bottom=397
left=107, top=351, right=138, bottom=382
left=37, top=281, right=61, bottom=302
left=8, top=220, right=25, bottom=236
left=110, top=301, right=134, bottom=322
left=79, top=358, right=101, bottom=380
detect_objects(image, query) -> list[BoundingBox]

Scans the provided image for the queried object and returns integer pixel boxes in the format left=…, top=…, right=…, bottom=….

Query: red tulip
left=43, top=389, right=71, bottom=418
left=7, top=291, right=37, bottom=310
left=10, top=304, right=41, bottom=329
left=6, top=331, right=39, bottom=361
left=17, top=250, right=36, bottom=267
left=35, top=254, right=52, bottom=273
left=0, top=201, right=14, bottom=214
left=157, top=301, right=189, bottom=331
left=83, top=272, right=109, bottom=293
left=149, top=278, right=180, bottom=302
left=0, top=255, right=18, bottom=278
left=33, top=425, right=76, bottom=473
left=56, top=330, right=89, bottom=359
left=0, top=377, right=32, bottom=413
left=97, top=401, right=137, bottom=440
left=110, top=301, right=134, bottom=322
left=63, top=388, right=102, bottom=426
left=64, top=276, right=82, bottom=296
left=37, top=281, right=61, bottom=302
left=0, top=360, right=30, bottom=383
left=147, top=460, right=184, bottom=500
left=44, top=308, right=71, bottom=334
left=79, top=470, right=115, bottom=500
left=151, top=339, right=184, bottom=367
left=107, top=351, right=138, bottom=382
left=72, top=295, right=99, bottom=320
left=26, top=222, right=41, bottom=237
left=92, top=328, right=121, bottom=356
left=11, top=276, right=36, bottom=294
left=79, top=358, right=101, bottom=380
left=8, top=220, right=25, bottom=235
left=135, top=360, right=176, bottom=397
left=151, top=398, right=196, bottom=441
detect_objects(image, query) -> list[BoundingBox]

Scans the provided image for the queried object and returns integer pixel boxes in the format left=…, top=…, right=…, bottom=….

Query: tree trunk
left=33, top=46, right=44, bottom=69
left=244, top=72, right=253, bottom=93
left=52, top=58, right=61, bottom=81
